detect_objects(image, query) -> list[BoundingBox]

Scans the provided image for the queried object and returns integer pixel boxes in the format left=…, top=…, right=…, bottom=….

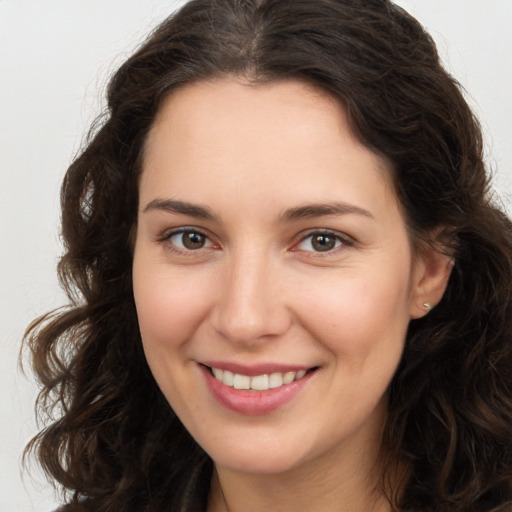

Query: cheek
left=296, top=262, right=413, bottom=357
left=132, top=262, right=213, bottom=352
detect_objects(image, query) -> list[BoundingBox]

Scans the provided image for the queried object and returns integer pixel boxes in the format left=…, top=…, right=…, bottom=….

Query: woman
left=25, top=0, right=512, bottom=510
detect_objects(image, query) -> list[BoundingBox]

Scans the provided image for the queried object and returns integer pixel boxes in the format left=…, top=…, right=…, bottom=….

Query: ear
left=409, top=240, right=454, bottom=319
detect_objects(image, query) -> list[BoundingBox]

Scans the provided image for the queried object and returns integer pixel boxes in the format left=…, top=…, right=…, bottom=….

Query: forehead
left=140, top=78, right=398, bottom=216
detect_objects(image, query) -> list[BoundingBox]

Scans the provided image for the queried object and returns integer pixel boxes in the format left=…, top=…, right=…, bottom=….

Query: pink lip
left=200, top=364, right=315, bottom=416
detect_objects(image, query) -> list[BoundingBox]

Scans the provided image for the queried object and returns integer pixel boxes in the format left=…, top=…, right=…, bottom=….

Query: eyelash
left=156, top=228, right=353, bottom=256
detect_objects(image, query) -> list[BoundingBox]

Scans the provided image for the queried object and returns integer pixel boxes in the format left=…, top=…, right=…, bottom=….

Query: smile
left=210, top=367, right=308, bottom=391
left=202, top=364, right=317, bottom=415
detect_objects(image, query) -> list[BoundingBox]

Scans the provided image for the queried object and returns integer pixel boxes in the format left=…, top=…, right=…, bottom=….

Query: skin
left=132, top=78, right=452, bottom=511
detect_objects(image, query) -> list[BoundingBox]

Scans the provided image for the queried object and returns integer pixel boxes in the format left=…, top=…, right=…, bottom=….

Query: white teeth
left=233, top=374, right=251, bottom=390
left=283, top=371, right=296, bottom=384
left=223, top=370, right=234, bottom=386
left=210, top=367, right=309, bottom=391
left=269, top=372, right=284, bottom=389
left=250, top=374, right=269, bottom=391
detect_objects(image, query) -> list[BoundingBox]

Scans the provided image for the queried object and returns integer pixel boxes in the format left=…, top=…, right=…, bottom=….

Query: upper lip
left=200, top=361, right=315, bottom=376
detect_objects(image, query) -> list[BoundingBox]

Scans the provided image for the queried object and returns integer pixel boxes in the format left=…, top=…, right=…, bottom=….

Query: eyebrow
left=143, top=199, right=218, bottom=220
left=143, top=198, right=374, bottom=222
left=279, top=202, right=374, bottom=222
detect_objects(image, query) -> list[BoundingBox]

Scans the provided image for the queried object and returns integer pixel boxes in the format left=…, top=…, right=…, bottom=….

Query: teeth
left=233, top=374, right=251, bottom=390
left=269, top=372, right=283, bottom=389
left=250, top=374, right=269, bottom=391
left=210, top=367, right=309, bottom=391
left=223, top=370, right=234, bottom=386
left=283, top=371, right=295, bottom=384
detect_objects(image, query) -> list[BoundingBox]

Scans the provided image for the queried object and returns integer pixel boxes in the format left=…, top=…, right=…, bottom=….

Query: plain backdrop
left=1, top=1, right=511, bottom=511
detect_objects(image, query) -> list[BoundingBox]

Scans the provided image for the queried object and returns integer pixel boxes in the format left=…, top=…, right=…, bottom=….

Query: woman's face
left=133, top=78, right=436, bottom=477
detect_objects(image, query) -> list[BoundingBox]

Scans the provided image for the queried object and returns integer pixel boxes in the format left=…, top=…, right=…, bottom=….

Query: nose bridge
left=213, top=243, right=290, bottom=344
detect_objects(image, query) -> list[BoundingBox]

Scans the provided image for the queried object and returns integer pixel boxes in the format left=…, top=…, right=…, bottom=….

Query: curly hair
left=24, top=0, right=512, bottom=510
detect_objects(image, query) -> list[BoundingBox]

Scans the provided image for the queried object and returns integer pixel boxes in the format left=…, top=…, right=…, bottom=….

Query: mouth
left=200, top=363, right=319, bottom=415
left=205, top=365, right=317, bottom=391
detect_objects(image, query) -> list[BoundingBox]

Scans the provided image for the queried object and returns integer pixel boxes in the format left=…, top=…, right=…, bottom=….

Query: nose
left=211, top=249, right=292, bottom=345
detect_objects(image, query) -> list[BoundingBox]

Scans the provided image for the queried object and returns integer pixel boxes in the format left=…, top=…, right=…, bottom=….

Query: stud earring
left=423, top=302, right=432, bottom=310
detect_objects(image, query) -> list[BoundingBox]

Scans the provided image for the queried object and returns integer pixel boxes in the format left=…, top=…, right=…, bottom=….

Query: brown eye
left=311, top=234, right=336, bottom=252
left=167, top=230, right=212, bottom=251
left=295, top=231, right=346, bottom=253
left=182, top=231, right=206, bottom=250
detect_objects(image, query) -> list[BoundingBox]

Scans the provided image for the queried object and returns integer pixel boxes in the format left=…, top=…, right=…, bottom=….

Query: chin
left=213, top=451, right=305, bottom=476
left=202, top=430, right=316, bottom=476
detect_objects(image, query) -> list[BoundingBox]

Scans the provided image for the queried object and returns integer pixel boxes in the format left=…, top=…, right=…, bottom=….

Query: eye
left=166, top=229, right=213, bottom=251
left=295, top=231, right=347, bottom=253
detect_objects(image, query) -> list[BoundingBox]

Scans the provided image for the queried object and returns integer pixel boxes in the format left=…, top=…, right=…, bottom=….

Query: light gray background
left=1, top=1, right=511, bottom=511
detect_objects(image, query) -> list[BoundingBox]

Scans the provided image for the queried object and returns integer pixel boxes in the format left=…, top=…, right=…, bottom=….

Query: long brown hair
left=24, top=1, right=512, bottom=510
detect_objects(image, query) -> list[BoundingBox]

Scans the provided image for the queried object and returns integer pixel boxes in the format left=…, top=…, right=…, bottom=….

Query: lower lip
left=201, top=365, right=314, bottom=416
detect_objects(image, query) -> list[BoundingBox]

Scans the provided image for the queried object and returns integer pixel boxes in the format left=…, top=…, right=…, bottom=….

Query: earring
left=423, top=302, right=432, bottom=311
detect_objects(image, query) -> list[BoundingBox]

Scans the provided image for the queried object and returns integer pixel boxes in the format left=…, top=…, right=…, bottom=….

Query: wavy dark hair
left=24, top=0, right=512, bottom=510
